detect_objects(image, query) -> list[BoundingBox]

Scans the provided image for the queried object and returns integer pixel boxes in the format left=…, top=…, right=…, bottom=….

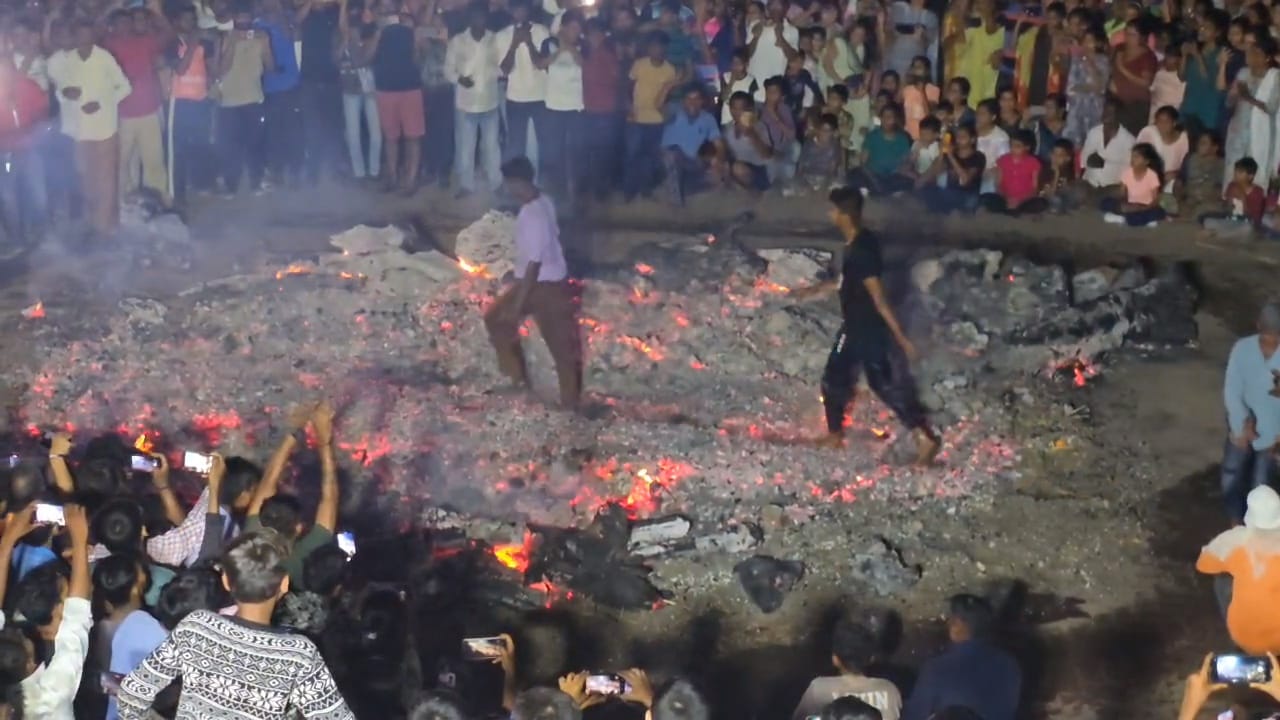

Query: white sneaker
left=1145, top=220, right=1160, bottom=227
left=1103, top=213, right=1125, bottom=224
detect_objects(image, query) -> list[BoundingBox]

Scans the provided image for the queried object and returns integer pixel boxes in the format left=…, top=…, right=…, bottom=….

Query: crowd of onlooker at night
left=4, top=0, right=1280, bottom=245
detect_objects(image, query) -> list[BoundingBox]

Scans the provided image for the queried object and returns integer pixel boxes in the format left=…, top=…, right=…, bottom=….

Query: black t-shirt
left=372, top=23, right=420, bottom=91
left=839, top=232, right=890, bottom=350
left=301, top=5, right=341, bottom=82
left=946, top=150, right=985, bottom=193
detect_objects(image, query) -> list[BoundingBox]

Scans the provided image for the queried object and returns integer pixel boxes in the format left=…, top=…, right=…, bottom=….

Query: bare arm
left=47, top=433, right=74, bottom=496
left=311, top=402, right=339, bottom=532
left=150, top=454, right=185, bottom=527
left=0, top=509, right=34, bottom=607
left=65, top=504, right=91, bottom=600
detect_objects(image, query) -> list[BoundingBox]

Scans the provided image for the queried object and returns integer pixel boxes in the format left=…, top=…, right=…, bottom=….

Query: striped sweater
left=116, top=609, right=353, bottom=720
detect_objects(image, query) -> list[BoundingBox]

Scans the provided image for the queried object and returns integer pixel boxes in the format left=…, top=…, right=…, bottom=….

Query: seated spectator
left=845, top=76, right=873, bottom=165
left=850, top=103, right=912, bottom=195
left=820, top=696, right=883, bottom=720
left=116, top=529, right=353, bottom=718
left=1200, top=157, right=1265, bottom=241
left=878, top=70, right=900, bottom=100
left=995, top=87, right=1022, bottom=134
left=1030, top=94, right=1067, bottom=162
left=1040, top=138, right=1082, bottom=214
left=815, top=83, right=853, bottom=157
left=1080, top=98, right=1135, bottom=191
left=980, top=129, right=1047, bottom=216
left=660, top=85, right=726, bottom=205
left=1135, top=105, right=1189, bottom=193
left=794, top=113, right=845, bottom=192
left=719, top=49, right=759, bottom=125
left=1180, top=131, right=1226, bottom=220
left=901, top=594, right=1020, bottom=720
left=759, top=77, right=797, bottom=179
left=944, top=77, right=974, bottom=128
left=973, top=99, right=1009, bottom=193
left=901, top=55, right=939, bottom=139
left=727, top=90, right=773, bottom=194
left=791, top=613, right=901, bottom=720
left=244, top=402, right=341, bottom=591
left=919, top=123, right=984, bottom=215
left=1178, top=652, right=1280, bottom=720
left=784, top=54, right=821, bottom=121
left=1198, top=484, right=1280, bottom=655
left=1101, top=142, right=1166, bottom=227
left=903, top=116, right=942, bottom=189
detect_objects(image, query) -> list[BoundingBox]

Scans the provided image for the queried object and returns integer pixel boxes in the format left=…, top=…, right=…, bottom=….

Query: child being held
left=1199, top=157, right=1265, bottom=241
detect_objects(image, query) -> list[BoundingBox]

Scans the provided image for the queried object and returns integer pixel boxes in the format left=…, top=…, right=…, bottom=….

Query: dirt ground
left=3, top=182, right=1274, bottom=719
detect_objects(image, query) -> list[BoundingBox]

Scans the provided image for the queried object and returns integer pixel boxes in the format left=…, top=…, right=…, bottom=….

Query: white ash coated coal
left=14, top=219, right=1038, bottom=541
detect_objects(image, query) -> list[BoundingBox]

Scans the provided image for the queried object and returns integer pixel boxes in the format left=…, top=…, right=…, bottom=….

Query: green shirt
left=244, top=515, right=335, bottom=591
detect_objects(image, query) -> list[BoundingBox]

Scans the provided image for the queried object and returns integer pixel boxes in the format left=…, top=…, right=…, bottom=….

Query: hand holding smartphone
left=35, top=502, right=65, bottom=526
left=183, top=451, right=214, bottom=475
left=585, top=673, right=631, bottom=696
left=461, top=636, right=509, bottom=661
left=1211, top=653, right=1272, bottom=685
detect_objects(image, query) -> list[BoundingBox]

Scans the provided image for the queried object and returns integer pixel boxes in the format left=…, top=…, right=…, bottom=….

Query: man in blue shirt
left=902, top=594, right=1021, bottom=720
left=1221, top=301, right=1280, bottom=523
left=660, top=85, right=725, bottom=205
left=255, top=0, right=303, bottom=188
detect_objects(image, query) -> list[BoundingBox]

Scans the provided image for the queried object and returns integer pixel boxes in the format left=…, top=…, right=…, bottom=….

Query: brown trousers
left=75, top=135, right=120, bottom=234
left=484, top=280, right=583, bottom=407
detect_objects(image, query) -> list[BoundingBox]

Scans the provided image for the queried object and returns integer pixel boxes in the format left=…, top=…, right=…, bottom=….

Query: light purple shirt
left=513, top=194, right=567, bottom=282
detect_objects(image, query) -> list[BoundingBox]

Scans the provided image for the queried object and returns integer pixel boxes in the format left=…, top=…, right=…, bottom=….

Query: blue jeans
left=918, top=185, right=978, bottom=214
left=582, top=111, right=622, bottom=199
left=0, top=145, right=49, bottom=243
left=342, top=93, right=381, bottom=179
left=454, top=108, right=501, bottom=193
left=1221, top=436, right=1278, bottom=523
left=622, top=122, right=664, bottom=200
left=541, top=109, right=583, bottom=202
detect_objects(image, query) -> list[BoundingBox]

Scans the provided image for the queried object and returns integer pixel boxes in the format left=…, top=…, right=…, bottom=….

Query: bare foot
left=813, top=432, right=845, bottom=449
left=913, top=429, right=941, bottom=466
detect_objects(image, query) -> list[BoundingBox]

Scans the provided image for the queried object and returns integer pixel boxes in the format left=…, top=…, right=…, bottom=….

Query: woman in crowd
left=1110, top=21, right=1157, bottom=134
left=939, top=0, right=968, bottom=82
left=882, top=0, right=935, bottom=79
left=338, top=0, right=380, bottom=183
left=1136, top=105, right=1190, bottom=196
left=1065, top=25, right=1110, bottom=144
left=1223, top=39, right=1280, bottom=191
left=950, top=0, right=1002, bottom=102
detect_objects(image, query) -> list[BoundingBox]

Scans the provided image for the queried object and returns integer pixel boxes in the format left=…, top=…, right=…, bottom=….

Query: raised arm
left=195, top=454, right=227, bottom=563
left=150, top=454, right=185, bottom=527
left=248, top=404, right=313, bottom=516
left=47, top=433, right=74, bottom=496
left=311, top=402, right=339, bottom=532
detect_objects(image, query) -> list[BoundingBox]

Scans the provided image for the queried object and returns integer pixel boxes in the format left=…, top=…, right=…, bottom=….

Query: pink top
left=1135, top=125, right=1189, bottom=175
left=1121, top=166, right=1162, bottom=205
left=1149, top=69, right=1185, bottom=121
left=997, top=153, right=1042, bottom=205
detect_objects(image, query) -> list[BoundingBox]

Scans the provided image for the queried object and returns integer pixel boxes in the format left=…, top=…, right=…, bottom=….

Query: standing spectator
left=1150, top=46, right=1185, bottom=124
left=48, top=18, right=132, bottom=236
left=446, top=2, right=502, bottom=197
left=539, top=11, right=585, bottom=203
left=1109, top=21, right=1156, bottom=135
left=298, top=0, right=345, bottom=186
left=792, top=615, right=902, bottom=720
left=1079, top=98, right=1134, bottom=190
left=719, top=48, right=758, bottom=125
left=416, top=1, right=453, bottom=187
left=581, top=18, right=622, bottom=201
left=0, top=21, right=51, bottom=247
left=338, top=0, right=380, bottom=182
left=104, top=1, right=170, bottom=201
left=368, top=0, right=424, bottom=194
left=816, top=4, right=855, bottom=92
left=901, top=595, right=1020, bottom=720
left=883, top=0, right=936, bottom=79
left=951, top=0, right=1003, bottom=103
left=1223, top=40, right=1280, bottom=191
left=216, top=2, right=272, bottom=196
left=1213, top=301, right=1280, bottom=524
left=1180, top=9, right=1227, bottom=136
left=496, top=0, right=550, bottom=168
left=1063, top=25, right=1108, bottom=145
left=901, top=55, right=938, bottom=139
left=622, top=32, right=677, bottom=200
left=747, top=0, right=799, bottom=99
left=166, top=3, right=216, bottom=207
left=116, top=530, right=355, bottom=719
left=256, top=0, right=304, bottom=189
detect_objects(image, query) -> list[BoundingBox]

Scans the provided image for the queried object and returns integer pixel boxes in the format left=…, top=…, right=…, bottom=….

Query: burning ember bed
left=7, top=212, right=1198, bottom=605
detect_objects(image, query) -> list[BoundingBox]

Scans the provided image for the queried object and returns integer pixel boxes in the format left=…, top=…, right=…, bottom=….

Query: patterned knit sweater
left=116, top=609, right=354, bottom=720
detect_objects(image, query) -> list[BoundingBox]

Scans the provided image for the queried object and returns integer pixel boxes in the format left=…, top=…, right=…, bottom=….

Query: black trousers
left=264, top=87, right=305, bottom=182
left=218, top=103, right=266, bottom=192
left=422, top=84, right=454, bottom=183
left=171, top=98, right=213, bottom=203
left=979, top=193, right=1049, bottom=216
left=821, top=326, right=927, bottom=434
left=301, top=80, right=344, bottom=184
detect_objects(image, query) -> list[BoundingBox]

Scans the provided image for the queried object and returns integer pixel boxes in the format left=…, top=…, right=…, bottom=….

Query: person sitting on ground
left=1039, top=138, right=1082, bottom=214
left=244, top=401, right=341, bottom=592
left=1030, top=94, right=1067, bottom=162
left=901, top=594, right=1020, bottom=720
left=1200, top=157, right=1266, bottom=241
left=116, top=529, right=354, bottom=719
left=1135, top=105, right=1189, bottom=194
left=980, top=129, right=1047, bottom=216
left=795, top=113, right=845, bottom=192
left=792, top=613, right=901, bottom=720
left=850, top=103, right=912, bottom=194
left=919, top=122, right=984, bottom=215
left=1198, top=485, right=1280, bottom=654
left=1080, top=98, right=1135, bottom=192
left=723, top=91, right=777, bottom=195
left=972, top=98, right=1009, bottom=194
left=944, top=78, right=974, bottom=128
left=761, top=76, right=798, bottom=181
left=820, top=696, right=883, bottom=720
left=903, top=115, right=942, bottom=190
left=845, top=76, right=873, bottom=168
left=1180, top=131, right=1226, bottom=220
left=1100, top=143, right=1165, bottom=227
left=660, top=84, right=727, bottom=205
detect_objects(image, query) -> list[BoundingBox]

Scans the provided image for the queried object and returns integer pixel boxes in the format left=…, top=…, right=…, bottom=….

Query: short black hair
left=948, top=593, right=995, bottom=638
left=302, top=543, right=350, bottom=595
left=729, top=90, right=753, bottom=107
left=259, top=494, right=304, bottom=538
left=5, top=463, right=45, bottom=511
left=74, top=458, right=125, bottom=508
left=763, top=75, right=786, bottom=91
left=818, top=113, right=840, bottom=131
left=831, top=615, right=878, bottom=671
left=410, top=693, right=470, bottom=720
left=11, top=561, right=67, bottom=627
left=501, top=156, right=536, bottom=183
left=948, top=76, right=970, bottom=98
left=976, top=98, right=999, bottom=117
left=1199, top=129, right=1222, bottom=150
left=820, top=696, right=882, bottom=720
left=221, top=529, right=291, bottom=603
left=652, top=679, right=708, bottom=720
left=646, top=29, right=670, bottom=47
left=919, top=116, right=942, bottom=134
left=1010, top=128, right=1035, bottom=148
left=936, top=99, right=954, bottom=113
left=1235, top=157, right=1260, bottom=176
left=511, top=688, right=581, bottom=720
left=828, top=186, right=863, bottom=221
left=1052, top=137, right=1075, bottom=154
left=92, top=553, right=147, bottom=611
left=1154, top=104, right=1180, bottom=123
left=155, top=568, right=220, bottom=629
left=92, top=498, right=144, bottom=554
left=827, top=84, right=849, bottom=101
left=221, top=456, right=262, bottom=506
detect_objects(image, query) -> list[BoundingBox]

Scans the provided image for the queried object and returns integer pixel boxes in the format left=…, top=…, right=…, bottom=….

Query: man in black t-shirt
left=793, top=187, right=940, bottom=465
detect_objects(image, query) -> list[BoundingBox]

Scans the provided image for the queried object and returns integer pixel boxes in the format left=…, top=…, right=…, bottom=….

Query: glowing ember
left=21, top=301, right=44, bottom=320
left=275, top=263, right=313, bottom=280
left=492, top=537, right=531, bottom=574
left=634, top=262, right=655, bottom=276
left=753, top=277, right=790, bottom=295
left=616, top=335, right=665, bottom=362
left=1049, top=356, right=1100, bottom=387
left=133, top=433, right=154, bottom=453
left=457, top=257, right=489, bottom=276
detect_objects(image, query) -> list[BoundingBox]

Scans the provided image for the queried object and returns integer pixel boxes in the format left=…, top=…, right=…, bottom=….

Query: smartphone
left=1212, top=653, right=1271, bottom=684
left=585, top=674, right=631, bottom=695
left=130, top=454, right=159, bottom=472
left=100, top=671, right=124, bottom=696
left=35, top=502, right=65, bottom=526
left=7, top=454, right=19, bottom=469
left=183, top=451, right=213, bottom=475
left=1218, top=711, right=1235, bottom=720
left=461, top=636, right=507, bottom=661
left=337, top=531, right=356, bottom=557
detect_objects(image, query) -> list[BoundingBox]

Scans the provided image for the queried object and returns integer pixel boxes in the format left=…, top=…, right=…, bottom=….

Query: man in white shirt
left=747, top=0, right=799, bottom=100
left=1080, top=99, right=1135, bottom=189
left=495, top=0, right=549, bottom=167
left=47, top=19, right=132, bottom=236
left=446, top=2, right=502, bottom=196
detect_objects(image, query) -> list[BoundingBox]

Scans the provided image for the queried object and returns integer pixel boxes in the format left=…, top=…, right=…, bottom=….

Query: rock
left=758, top=248, right=831, bottom=288
left=850, top=537, right=922, bottom=597
left=734, top=555, right=805, bottom=613
left=695, top=523, right=763, bottom=554
left=118, top=298, right=168, bottom=326
left=910, top=258, right=943, bottom=293
left=759, top=504, right=787, bottom=529
left=454, top=211, right=517, bottom=278
left=329, top=224, right=409, bottom=255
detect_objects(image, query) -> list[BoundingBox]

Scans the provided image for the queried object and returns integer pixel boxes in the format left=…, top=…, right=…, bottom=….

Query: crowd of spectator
left=6, top=0, right=1280, bottom=244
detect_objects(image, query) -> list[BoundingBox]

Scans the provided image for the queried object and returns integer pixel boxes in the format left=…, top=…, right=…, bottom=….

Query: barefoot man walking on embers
left=792, top=188, right=940, bottom=465
left=483, top=156, right=584, bottom=410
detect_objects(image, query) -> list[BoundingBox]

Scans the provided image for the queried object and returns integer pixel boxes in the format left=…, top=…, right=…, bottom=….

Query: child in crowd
left=905, top=116, right=943, bottom=187
left=720, top=49, right=758, bottom=124
left=981, top=129, right=1048, bottom=216
left=902, top=55, right=940, bottom=139
left=761, top=76, right=798, bottom=177
left=872, top=89, right=893, bottom=128
left=879, top=69, right=901, bottom=100
left=974, top=98, right=1010, bottom=193
left=996, top=87, right=1023, bottom=134
left=794, top=113, right=845, bottom=192
left=783, top=53, right=821, bottom=122
left=935, top=100, right=955, bottom=137
left=850, top=103, right=912, bottom=194
left=1149, top=44, right=1185, bottom=123
left=1101, top=142, right=1167, bottom=226
left=946, top=77, right=975, bottom=127
left=1040, top=138, right=1082, bottom=213
left=920, top=122, right=985, bottom=214
left=817, top=84, right=854, bottom=152
left=846, top=76, right=874, bottom=166
left=1200, top=157, right=1265, bottom=240
left=1180, top=131, right=1226, bottom=219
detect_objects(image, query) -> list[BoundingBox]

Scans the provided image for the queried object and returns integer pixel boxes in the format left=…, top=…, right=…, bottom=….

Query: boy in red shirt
left=979, top=129, right=1049, bottom=216
left=1200, top=157, right=1266, bottom=241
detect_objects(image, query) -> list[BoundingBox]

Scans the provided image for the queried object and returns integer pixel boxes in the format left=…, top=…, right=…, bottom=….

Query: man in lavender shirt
left=483, top=156, right=583, bottom=409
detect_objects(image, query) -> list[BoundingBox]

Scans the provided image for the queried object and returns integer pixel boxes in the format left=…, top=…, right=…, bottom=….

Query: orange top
left=1197, top=542, right=1280, bottom=655
left=171, top=40, right=208, bottom=101
left=902, top=83, right=939, bottom=140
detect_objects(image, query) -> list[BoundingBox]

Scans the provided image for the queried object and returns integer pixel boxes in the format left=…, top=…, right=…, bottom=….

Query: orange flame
left=491, top=532, right=534, bottom=574
left=635, top=262, right=655, bottom=275
left=457, top=257, right=489, bottom=277
left=617, top=335, right=666, bottom=362
left=134, top=433, right=154, bottom=453
left=754, top=277, right=790, bottom=295
left=21, top=301, right=44, bottom=320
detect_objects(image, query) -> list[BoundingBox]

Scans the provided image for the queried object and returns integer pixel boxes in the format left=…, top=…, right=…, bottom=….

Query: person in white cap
left=1197, top=485, right=1280, bottom=655
left=1220, top=300, right=1280, bottom=523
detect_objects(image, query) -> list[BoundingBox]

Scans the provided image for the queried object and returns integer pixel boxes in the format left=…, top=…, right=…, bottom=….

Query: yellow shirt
left=954, top=24, right=1004, bottom=103
left=629, top=58, right=676, bottom=125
